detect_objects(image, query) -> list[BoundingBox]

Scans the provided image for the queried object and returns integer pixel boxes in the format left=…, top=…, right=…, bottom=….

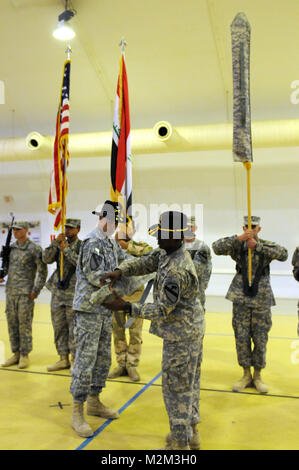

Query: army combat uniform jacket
left=292, top=246, right=299, bottom=286
left=43, top=237, right=82, bottom=357
left=70, top=227, right=130, bottom=402
left=5, top=239, right=47, bottom=355
left=126, top=239, right=153, bottom=258
left=43, top=237, right=82, bottom=305
left=212, top=236, right=288, bottom=307
left=212, top=235, right=287, bottom=370
left=120, top=246, right=205, bottom=341
left=6, top=239, right=47, bottom=296
left=120, top=244, right=205, bottom=444
left=121, top=239, right=154, bottom=301
left=111, top=239, right=154, bottom=369
left=292, top=246, right=299, bottom=327
left=73, top=227, right=129, bottom=314
left=184, top=239, right=212, bottom=308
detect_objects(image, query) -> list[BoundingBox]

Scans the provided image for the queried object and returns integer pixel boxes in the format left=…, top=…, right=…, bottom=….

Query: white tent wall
left=0, top=145, right=298, bottom=314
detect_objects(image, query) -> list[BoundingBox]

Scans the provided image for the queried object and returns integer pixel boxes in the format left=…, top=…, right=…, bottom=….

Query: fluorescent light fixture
left=53, top=3, right=76, bottom=41
left=53, top=20, right=75, bottom=40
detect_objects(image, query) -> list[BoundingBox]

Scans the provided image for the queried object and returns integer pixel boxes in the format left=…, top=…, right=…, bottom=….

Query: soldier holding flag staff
left=42, top=218, right=81, bottom=372
left=212, top=216, right=288, bottom=394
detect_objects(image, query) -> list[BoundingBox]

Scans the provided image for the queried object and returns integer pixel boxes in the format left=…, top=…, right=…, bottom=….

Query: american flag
left=110, top=52, right=132, bottom=232
left=48, top=60, right=71, bottom=230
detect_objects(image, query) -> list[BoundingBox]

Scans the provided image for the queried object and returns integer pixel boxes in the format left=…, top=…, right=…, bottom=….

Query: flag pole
left=59, top=45, right=72, bottom=281
left=231, top=13, right=253, bottom=289
left=119, top=38, right=127, bottom=54
left=117, top=38, right=129, bottom=237
left=244, top=161, right=252, bottom=286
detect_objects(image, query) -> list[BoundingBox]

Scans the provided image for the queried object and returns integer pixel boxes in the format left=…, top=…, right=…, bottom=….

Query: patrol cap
left=12, top=221, right=29, bottom=229
left=92, top=200, right=127, bottom=224
left=148, top=211, right=194, bottom=239
left=187, top=215, right=196, bottom=226
left=65, top=218, right=81, bottom=228
left=243, top=215, right=261, bottom=226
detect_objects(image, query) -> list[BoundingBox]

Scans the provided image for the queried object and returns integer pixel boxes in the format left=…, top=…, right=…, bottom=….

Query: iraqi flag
left=110, top=52, right=132, bottom=231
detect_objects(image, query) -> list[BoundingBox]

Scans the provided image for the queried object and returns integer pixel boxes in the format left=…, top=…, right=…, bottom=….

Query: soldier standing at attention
left=101, top=211, right=205, bottom=450
left=69, top=201, right=129, bottom=438
left=212, top=216, right=288, bottom=394
left=0, top=221, right=47, bottom=369
left=42, top=219, right=81, bottom=372
left=183, top=215, right=212, bottom=427
left=184, top=215, right=212, bottom=311
left=292, top=246, right=299, bottom=336
left=108, top=226, right=153, bottom=382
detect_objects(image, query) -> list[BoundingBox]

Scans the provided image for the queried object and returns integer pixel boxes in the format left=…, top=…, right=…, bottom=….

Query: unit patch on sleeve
left=164, top=279, right=180, bottom=304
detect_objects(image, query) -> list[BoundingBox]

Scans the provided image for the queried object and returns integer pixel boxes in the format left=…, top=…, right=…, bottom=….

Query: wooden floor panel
left=1, top=301, right=298, bottom=450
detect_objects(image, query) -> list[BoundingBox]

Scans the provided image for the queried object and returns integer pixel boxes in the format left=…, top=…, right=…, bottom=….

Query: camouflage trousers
left=191, top=320, right=205, bottom=424
left=70, top=312, right=112, bottom=402
left=162, top=331, right=204, bottom=445
left=50, top=295, right=76, bottom=356
left=112, top=313, right=143, bottom=367
left=5, top=294, right=35, bottom=355
left=232, top=302, right=272, bottom=369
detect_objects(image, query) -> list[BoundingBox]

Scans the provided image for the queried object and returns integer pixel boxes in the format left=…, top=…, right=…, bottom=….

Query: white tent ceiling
left=0, top=0, right=298, bottom=141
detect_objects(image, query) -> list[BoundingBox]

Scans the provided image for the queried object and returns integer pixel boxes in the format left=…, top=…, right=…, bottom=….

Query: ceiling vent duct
left=0, top=119, right=298, bottom=162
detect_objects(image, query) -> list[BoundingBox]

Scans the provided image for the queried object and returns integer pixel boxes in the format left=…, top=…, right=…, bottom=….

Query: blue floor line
left=75, top=371, right=162, bottom=451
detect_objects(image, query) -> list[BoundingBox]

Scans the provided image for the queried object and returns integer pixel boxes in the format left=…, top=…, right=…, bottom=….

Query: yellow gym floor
left=0, top=301, right=299, bottom=451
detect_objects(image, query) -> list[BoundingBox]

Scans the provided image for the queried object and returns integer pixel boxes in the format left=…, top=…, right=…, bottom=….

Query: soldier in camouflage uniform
left=108, top=228, right=153, bottom=382
left=212, top=216, right=288, bottom=394
left=292, top=246, right=299, bottom=336
left=184, top=215, right=212, bottom=310
left=101, top=211, right=205, bottom=450
left=42, top=219, right=81, bottom=372
left=69, top=201, right=130, bottom=438
left=0, top=221, right=47, bottom=369
left=183, top=215, right=212, bottom=426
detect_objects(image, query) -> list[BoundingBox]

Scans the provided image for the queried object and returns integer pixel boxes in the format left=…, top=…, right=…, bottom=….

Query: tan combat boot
left=189, top=424, right=200, bottom=450
left=47, top=354, right=70, bottom=372
left=1, top=352, right=20, bottom=367
left=71, top=402, right=93, bottom=438
left=161, top=435, right=189, bottom=451
left=170, top=440, right=190, bottom=450
left=232, top=368, right=253, bottom=392
left=253, top=369, right=268, bottom=394
left=86, top=394, right=119, bottom=419
left=18, top=354, right=29, bottom=369
left=126, top=366, right=140, bottom=382
left=166, top=424, right=200, bottom=450
left=165, top=432, right=173, bottom=449
left=108, top=365, right=126, bottom=379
